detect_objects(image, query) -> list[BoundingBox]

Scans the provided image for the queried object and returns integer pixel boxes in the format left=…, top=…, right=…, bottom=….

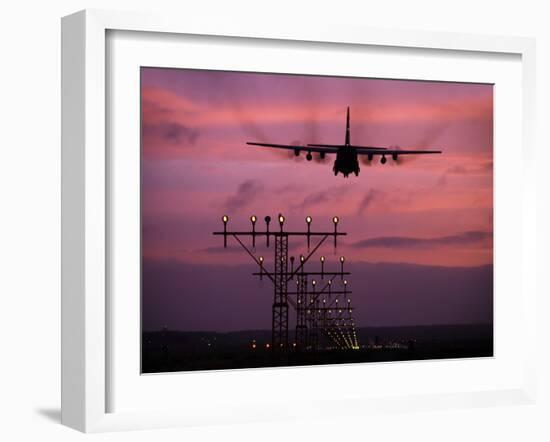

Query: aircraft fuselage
left=332, top=107, right=360, bottom=178
left=333, top=147, right=360, bottom=178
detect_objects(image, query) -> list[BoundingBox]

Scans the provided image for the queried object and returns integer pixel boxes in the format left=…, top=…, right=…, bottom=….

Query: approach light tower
left=283, top=253, right=356, bottom=350
left=289, top=275, right=358, bottom=351
left=213, top=214, right=347, bottom=350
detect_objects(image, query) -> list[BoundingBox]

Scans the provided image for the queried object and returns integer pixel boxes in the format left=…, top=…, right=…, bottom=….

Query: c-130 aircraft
left=247, top=107, right=442, bottom=177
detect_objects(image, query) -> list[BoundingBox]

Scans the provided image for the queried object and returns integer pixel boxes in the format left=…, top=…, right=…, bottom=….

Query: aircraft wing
left=306, top=143, right=346, bottom=149
left=356, top=148, right=442, bottom=155
left=247, top=142, right=340, bottom=154
left=308, top=144, right=388, bottom=150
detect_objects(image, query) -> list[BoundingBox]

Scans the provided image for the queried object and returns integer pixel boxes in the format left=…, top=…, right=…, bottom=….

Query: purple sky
left=141, top=68, right=493, bottom=331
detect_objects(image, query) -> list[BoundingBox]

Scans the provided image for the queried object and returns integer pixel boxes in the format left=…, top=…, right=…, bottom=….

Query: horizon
left=145, top=323, right=494, bottom=333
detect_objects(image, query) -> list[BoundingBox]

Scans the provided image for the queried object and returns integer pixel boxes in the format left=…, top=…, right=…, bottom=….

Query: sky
left=141, top=67, right=493, bottom=332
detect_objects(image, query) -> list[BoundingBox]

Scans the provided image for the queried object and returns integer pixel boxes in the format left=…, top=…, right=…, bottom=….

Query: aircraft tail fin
left=345, top=106, right=351, bottom=146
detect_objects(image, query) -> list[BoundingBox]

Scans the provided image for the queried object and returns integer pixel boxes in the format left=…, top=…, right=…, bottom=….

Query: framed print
left=61, top=9, right=538, bottom=432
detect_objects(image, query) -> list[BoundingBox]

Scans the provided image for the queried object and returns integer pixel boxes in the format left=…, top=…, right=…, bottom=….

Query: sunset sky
left=141, top=68, right=493, bottom=331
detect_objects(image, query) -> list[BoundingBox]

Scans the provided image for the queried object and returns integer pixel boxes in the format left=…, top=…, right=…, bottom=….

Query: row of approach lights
left=257, top=254, right=347, bottom=281
left=299, top=278, right=350, bottom=302
left=221, top=214, right=341, bottom=249
left=305, top=292, right=353, bottom=315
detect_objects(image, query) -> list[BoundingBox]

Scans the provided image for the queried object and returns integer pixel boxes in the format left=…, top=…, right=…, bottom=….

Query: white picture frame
left=61, top=9, right=537, bottom=433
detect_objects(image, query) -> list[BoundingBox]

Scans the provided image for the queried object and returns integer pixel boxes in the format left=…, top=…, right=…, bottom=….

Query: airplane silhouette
left=247, top=107, right=442, bottom=177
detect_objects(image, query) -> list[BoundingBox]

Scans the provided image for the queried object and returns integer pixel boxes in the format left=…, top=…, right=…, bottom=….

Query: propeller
left=389, top=145, right=404, bottom=165
left=360, top=153, right=374, bottom=166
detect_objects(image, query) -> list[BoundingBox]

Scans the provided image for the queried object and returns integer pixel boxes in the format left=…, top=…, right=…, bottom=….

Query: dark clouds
left=291, top=185, right=346, bottom=211
left=291, top=190, right=330, bottom=211
left=357, top=189, right=384, bottom=215
left=142, top=121, right=200, bottom=146
left=225, top=179, right=265, bottom=211
left=352, top=231, right=492, bottom=249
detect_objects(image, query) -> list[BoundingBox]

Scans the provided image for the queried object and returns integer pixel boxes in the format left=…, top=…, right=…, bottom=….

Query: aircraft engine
left=294, top=148, right=300, bottom=157
left=306, top=152, right=313, bottom=161
left=381, top=155, right=387, bottom=164
left=319, top=151, right=326, bottom=160
left=392, top=153, right=398, bottom=161
left=367, top=153, right=373, bottom=161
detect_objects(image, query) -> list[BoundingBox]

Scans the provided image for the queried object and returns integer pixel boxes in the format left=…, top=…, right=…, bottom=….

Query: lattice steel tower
left=273, top=234, right=289, bottom=348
